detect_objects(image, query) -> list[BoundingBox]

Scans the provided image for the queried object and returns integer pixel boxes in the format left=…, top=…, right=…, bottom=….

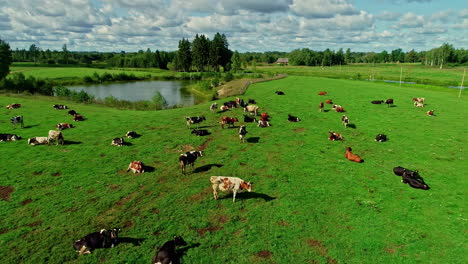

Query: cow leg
left=212, top=188, right=218, bottom=200
left=232, top=190, right=238, bottom=202
left=78, top=246, right=89, bottom=255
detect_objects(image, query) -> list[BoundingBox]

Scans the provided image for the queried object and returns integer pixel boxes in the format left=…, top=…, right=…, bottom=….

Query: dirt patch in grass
left=182, top=144, right=194, bottom=152
left=117, top=170, right=129, bottom=175
left=32, top=171, right=43, bottom=175
left=51, top=172, right=61, bottom=177
left=293, top=128, right=306, bottom=132
left=240, top=163, right=247, bottom=166
left=152, top=208, right=160, bottom=214
left=196, top=225, right=223, bottom=236
left=108, top=184, right=120, bottom=190
left=0, top=186, right=14, bottom=201
left=21, top=199, right=33, bottom=206
left=307, top=239, right=337, bottom=264
left=123, top=220, right=134, bottom=228
left=190, top=187, right=212, bottom=201
left=197, top=137, right=213, bottom=151
left=278, top=220, right=290, bottom=227
left=256, top=250, right=272, bottom=259
left=27, top=221, right=42, bottom=227
left=0, top=228, right=10, bottom=235
left=384, top=244, right=405, bottom=254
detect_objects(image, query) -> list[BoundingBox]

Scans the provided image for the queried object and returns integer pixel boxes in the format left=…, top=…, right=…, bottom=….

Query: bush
left=224, top=72, right=234, bottom=82
left=152, top=91, right=168, bottom=110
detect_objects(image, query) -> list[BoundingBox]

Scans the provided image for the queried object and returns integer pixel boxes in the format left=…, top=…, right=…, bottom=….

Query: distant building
left=276, top=58, right=289, bottom=65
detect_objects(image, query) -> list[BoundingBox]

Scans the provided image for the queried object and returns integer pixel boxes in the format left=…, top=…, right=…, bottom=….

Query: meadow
left=0, top=76, right=466, bottom=263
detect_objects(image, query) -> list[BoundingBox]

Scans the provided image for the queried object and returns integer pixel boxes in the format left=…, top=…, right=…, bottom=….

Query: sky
left=0, top=0, right=467, bottom=53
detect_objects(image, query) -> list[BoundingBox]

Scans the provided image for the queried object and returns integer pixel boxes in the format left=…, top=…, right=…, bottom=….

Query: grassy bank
left=0, top=76, right=466, bottom=263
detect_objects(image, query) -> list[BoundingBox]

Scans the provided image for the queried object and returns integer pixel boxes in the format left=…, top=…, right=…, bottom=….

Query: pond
left=68, top=80, right=206, bottom=108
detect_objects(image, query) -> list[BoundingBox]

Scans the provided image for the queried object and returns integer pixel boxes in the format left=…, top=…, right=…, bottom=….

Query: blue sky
left=0, top=0, right=466, bottom=52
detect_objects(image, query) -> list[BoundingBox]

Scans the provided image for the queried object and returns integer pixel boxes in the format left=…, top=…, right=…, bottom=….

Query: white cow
left=48, top=130, right=64, bottom=145
left=28, top=137, right=49, bottom=145
left=210, top=176, right=252, bottom=202
left=244, top=105, right=259, bottom=116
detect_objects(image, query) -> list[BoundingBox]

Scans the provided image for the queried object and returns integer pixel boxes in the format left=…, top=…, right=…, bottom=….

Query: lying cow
left=220, top=117, right=239, bottom=129
left=56, top=123, right=74, bottom=130
left=248, top=99, right=257, bottom=104
left=223, top=101, right=237, bottom=109
left=345, top=147, right=363, bottom=163
left=73, top=228, right=120, bottom=255
left=210, top=102, right=218, bottom=112
left=243, top=115, right=256, bottom=123
left=325, top=99, right=333, bottom=104
left=239, top=126, right=247, bottom=143
left=53, top=104, right=68, bottom=110
left=127, top=161, right=144, bottom=173
left=341, top=115, right=349, bottom=128
left=371, top=100, right=384, bottom=104
left=426, top=110, right=435, bottom=116
left=412, top=97, right=425, bottom=103
left=275, top=91, right=285, bottom=95
left=68, top=110, right=77, bottom=116
left=152, top=236, right=187, bottom=264
left=329, top=131, right=343, bottom=141
left=210, top=176, right=252, bottom=202
left=414, top=101, right=424, bottom=107
left=393, top=166, right=419, bottom=178
left=258, top=120, right=271, bottom=127
left=179, top=151, right=203, bottom=174
left=393, top=166, right=429, bottom=190
left=318, top=91, right=327, bottom=95
left=48, top=130, right=64, bottom=145
left=287, top=114, right=300, bottom=122
left=244, top=105, right=259, bottom=116
left=125, top=131, right=139, bottom=138
left=6, top=103, right=21, bottom=109
left=28, top=137, right=49, bottom=145
left=73, top=114, right=85, bottom=121
left=375, top=134, right=387, bottom=142
left=111, top=137, right=124, bottom=147
left=10, top=116, right=24, bottom=129
left=191, top=129, right=210, bottom=136
left=0, top=134, right=21, bottom=141
left=335, top=106, right=345, bottom=113
left=219, top=105, right=230, bottom=111
left=186, top=116, right=206, bottom=129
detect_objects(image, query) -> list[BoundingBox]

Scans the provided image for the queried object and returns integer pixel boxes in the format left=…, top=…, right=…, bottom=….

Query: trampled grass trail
left=0, top=76, right=466, bottom=263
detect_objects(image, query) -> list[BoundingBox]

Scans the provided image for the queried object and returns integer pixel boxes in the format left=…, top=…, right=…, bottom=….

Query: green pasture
left=0, top=76, right=466, bottom=263
left=257, top=64, right=466, bottom=87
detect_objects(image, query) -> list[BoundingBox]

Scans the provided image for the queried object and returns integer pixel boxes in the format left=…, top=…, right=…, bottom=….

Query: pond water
left=68, top=80, right=205, bottom=108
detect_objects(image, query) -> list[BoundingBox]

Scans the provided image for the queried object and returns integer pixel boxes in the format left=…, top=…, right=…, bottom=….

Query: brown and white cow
left=329, top=131, right=343, bottom=141
left=412, top=97, right=425, bottom=103
left=127, top=161, right=144, bottom=173
left=73, top=114, right=85, bottom=121
left=28, top=137, right=49, bottom=145
left=56, top=123, right=74, bottom=130
left=210, top=176, right=252, bottom=202
left=414, top=101, right=424, bottom=107
left=6, top=103, right=21, bottom=109
left=426, top=110, right=435, bottom=116
left=220, top=117, right=239, bottom=129
left=111, top=137, right=124, bottom=147
left=319, top=102, right=324, bottom=112
left=48, top=130, right=64, bottom=145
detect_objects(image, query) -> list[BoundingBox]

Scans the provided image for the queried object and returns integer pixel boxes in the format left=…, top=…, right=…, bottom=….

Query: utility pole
left=459, top=68, right=466, bottom=98
left=399, top=67, right=403, bottom=87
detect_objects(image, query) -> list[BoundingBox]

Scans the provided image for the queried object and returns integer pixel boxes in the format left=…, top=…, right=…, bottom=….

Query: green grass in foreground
left=0, top=76, right=467, bottom=263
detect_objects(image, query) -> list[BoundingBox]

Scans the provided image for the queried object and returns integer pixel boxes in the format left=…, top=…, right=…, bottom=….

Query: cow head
left=197, top=151, right=203, bottom=157
left=241, top=181, right=252, bottom=192
left=173, top=236, right=187, bottom=247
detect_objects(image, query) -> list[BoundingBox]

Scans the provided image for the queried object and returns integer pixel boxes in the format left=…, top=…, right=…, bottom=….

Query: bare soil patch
left=256, top=250, right=272, bottom=259
left=196, top=225, right=223, bottom=236
left=21, top=199, right=33, bottom=206
left=0, top=186, right=14, bottom=201
left=197, top=137, right=213, bottom=151
left=293, top=128, right=306, bottom=132
left=307, top=239, right=337, bottom=264
left=32, top=171, right=43, bottom=175
left=51, top=172, right=61, bottom=177
left=123, top=220, right=134, bottom=228
left=27, top=221, right=42, bottom=227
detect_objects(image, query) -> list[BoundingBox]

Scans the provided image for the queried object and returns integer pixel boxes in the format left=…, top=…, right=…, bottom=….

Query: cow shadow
left=389, top=105, right=397, bottom=108
left=123, top=142, right=133, bottom=146
left=23, top=124, right=40, bottom=129
left=64, top=140, right=82, bottom=145
left=348, top=124, right=357, bottom=129
left=247, top=137, right=260, bottom=143
left=193, top=164, right=223, bottom=173
left=196, top=125, right=215, bottom=129
left=220, top=192, right=276, bottom=202
left=118, top=237, right=145, bottom=246
left=144, top=165, right=156, bottom=173
left=323, top=110, right=330, bottom=113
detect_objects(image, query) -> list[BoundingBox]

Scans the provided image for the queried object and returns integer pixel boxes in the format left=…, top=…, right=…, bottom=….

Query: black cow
left=53, top=104, right=68, bottom=110
left=68, top=110, right=77, bottom=116
left=152, top=236, right=187, bottom=264
left=243, top=115, right=256, bottom=123
left=239, top=99, right=247, bottom=107
left=73, top=228, right=120, bottom=255
left=179, top=151, right=203, bottom=174
left=385, top=99, right=394, bottom=107
left=111, top=137, right=125, bottom=147
left=126, top=131, right=139, bottom=138
left=0, top=134, right=21, bottom=141
left=275, top=91, right=285, bottom=95
left=402, top=173, right=430, bottom=190
left=393, top=166, right=419, bottom=178
left=10, top=116, right=24, bottom=129
left=375, top=134, right=387, bottom=142
left=191, top=129, right=210, bottom=136
left=287, top=114, right=300, bottom=122
left=371, top=100, right=384, bottom=104
left=248, top=99, right=257, bottom=104
left=186, top=116, right=206, bottom=129
left=223, top=101, right=237, bottom=108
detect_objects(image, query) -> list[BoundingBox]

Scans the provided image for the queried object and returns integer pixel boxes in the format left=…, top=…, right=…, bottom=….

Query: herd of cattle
left=1, top=88, right=433, bottom=261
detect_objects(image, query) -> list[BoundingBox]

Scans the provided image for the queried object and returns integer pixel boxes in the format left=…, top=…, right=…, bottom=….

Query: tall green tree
left=29, top=44, right=39, bottom=64
left=192, top=34, right=210, bottom=72
left=0, top=39, right=12, bottom=81
left=176, top=38, right=192, bottom=72
left=62, top=44, right=69, bottom=64
left=231, top=51, right=241, bottom=72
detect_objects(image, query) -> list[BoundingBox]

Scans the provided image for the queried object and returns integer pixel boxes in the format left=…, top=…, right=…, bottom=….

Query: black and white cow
left=186, top=116, right=206, bottom=129
left=239, top=125, right=248, bottom=143
left=179, top=151, right=203, bottom=174
left=73, top=228, right=120, bottom=255
left=341, top=115, right=349, bottom=128
left=243, top=115, right=256, bottom=123
left=125, top=131, right=139, bottom=138
left=68, top=110, right=78, bottom=116
left=287, top=114, right=300, bottom=122
left=191, top=129, right=210, bottom=136
left=210, top=103, right=218, bottom=112
left=248, top=99, right=257, bottom=104
left=111, top=137, right=125, bottom=147
left=53, top=104, right=68, bottom=110
left=223, top=101, right=237, bottom=109
left=0, top=134, right=21, bottom=141
left=375, top=134, right=387, bottom=142
left=152, top=236, right=187, bottom=264
left=10, top=116, right=24, bottom=129
left=393, top=166, right=419, bottom=178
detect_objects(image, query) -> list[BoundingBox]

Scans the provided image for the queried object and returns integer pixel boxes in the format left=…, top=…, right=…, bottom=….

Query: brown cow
left=318, top=91, right=327, bottom=95
left=345, top=147, right=363, bottom=163
left=127, top=161, right=144, bottom=173
left=220, top=117, right=239, bottom=129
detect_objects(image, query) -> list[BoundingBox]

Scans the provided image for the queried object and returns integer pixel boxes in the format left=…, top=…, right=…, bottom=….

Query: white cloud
left=430, top=10, right=452, bottom=22
left=459, top=9, right=468, bottom=18
left=396, top=12, right=425, bottom=28
left=378, top=11, right=401, bottom=21
left=290, top=0, right=357, bottom=18
left=453, top=19, right=468, bottom=29
left=301, top=11, right=374, bottom=31
left=217, top=0, right=292, bottom=14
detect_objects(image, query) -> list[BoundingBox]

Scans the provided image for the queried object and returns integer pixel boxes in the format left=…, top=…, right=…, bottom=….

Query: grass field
left=0, top=76, right=467, bottom=263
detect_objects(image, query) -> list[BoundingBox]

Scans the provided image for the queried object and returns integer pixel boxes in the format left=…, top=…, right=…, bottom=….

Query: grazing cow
left=48, top=130, right=64, bottom=145
left=53, top=104, right=68, bottom=110
left=152, top=236, right=187, bottom=264
left=412, top=97, right=425, bottom=103
left=10, top=116, right=24, bottom=129
left=28, top=137, right=49, bottom=145
left=239, top=126, right=247, bottom=143
left=345, top=147, right=363, bottom=163
left=258, top=120, right=271, bottom=127
left=68, top=110, right=77, bottom=116
left=125, top=131, right=139, bottom=138
left=0, top=134, right=21, bottom=141
left=191, top=129, right=210, bottom=136
left=341, top=115, right=349, bottom=128
left=186, top=116, right=206, bottom=129
left=223, top=101, right=237, bottom=108
left=111, top=137, right=124, bottom=146
left=179, top=151, right=203, bottom=174
left=220, top=117, right=239, bottom=129
left=210, top=102, right=218, bottom=112
left=244, top=105, right=259, bottom=116
left=371, top=100, right=384, bottom=104
left=426, top=110, right=435, bottom=116
left=287, top=114, right=300, bottom=122
left=248, top=99, right=257, bottom=104
left=414, top=101, right=424, bottom=107
left=6, top=103, right=21, bottom=109
left=127, top=161, right=144, bottom=173
left=328, top=131, right=343, bottom=141
left=318, top=91, right=327, bottom=95
left=375, top=134, right=387, bottom=142
left=210, top=176, right=252, bottom=202
left=325, top=99, right=333, bottom=104
left=275, top=91, right=285, bottom=95
left=319, top=102, right=324, bottom=112
left=73, top=114, right=85, bottom=121
left=243, top=115, right=256, bottom=123
left=73, top=228, right=120, bottom=255
left=385, top=99, right=394, bottom=107
left=56, top=123, right=74, bottom=130
left=393, top=167, right=429, bottom=190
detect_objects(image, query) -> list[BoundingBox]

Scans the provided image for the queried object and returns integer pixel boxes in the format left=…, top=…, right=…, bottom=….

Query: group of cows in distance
left=1, top=88, right=433, bottom=261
